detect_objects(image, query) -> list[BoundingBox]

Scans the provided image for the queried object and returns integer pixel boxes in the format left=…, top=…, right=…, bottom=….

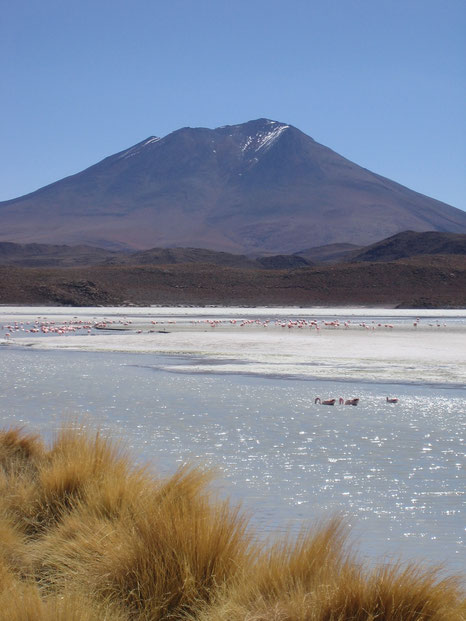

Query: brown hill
left=349, top=231, right=466, bottom=262
left=295, top=243, right=362, bottom=264
left=115, top=247, right=259, bottom=268
left=0, top=242, right=306, bottom=270
left=0, top=242, right=121, bottom=267
left=255, top=255, right=312, bottom=269
left=1, top=255, right=464, bottom=308
left=1, top=119, right=465, bottom=254
left=1, top=232, right=464, bottom=272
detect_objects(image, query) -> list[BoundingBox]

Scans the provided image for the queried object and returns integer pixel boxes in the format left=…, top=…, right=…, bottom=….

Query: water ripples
left=0, top=346, right=464, bottom=571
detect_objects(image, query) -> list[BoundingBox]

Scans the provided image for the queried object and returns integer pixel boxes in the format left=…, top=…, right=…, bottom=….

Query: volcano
left=1, top=118, right=465, bottom=254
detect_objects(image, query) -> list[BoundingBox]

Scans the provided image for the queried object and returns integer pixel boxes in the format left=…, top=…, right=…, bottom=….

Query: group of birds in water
left=1, top=314, right=447, bottom=339
left=152, top=318, right=435, bottom=330
left=0, top=316, right=402, bottom=407
left=314, top=397, right=398, bottom=406
left=1, top=318, right=94, bottom=338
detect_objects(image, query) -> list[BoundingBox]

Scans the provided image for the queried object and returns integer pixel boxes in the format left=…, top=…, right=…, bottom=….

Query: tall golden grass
left=0, top=426, right=463, bottom=621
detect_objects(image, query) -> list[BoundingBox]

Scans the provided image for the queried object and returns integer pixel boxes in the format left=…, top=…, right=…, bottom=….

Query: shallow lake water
left=0, top=307, right=464, bottom=574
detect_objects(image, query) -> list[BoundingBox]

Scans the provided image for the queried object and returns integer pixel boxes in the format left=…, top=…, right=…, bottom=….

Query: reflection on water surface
left=0, top=345, right=464, bottom=573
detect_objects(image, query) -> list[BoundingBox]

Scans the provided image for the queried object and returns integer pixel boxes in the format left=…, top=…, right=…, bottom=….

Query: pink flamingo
left=315, top=398, right=336, bottom=405
left=339, top=398, right=359, bottom=406
left=386, top=397, right=398, bottom=403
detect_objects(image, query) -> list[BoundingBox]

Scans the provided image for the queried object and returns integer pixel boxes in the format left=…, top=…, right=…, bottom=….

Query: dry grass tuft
left=0, top=576, right=128, bottom=621
left=197, top=538, right=465, bottom=621
left=0, top=427, right=44, bottom=483
left=33, top=465, right=253, bottom=619
left=0, top=427, right=44, bottom=467
left=0, top=425, right=463, bottom=621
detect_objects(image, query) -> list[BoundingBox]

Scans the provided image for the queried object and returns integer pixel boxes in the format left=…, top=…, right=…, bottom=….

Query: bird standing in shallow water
left=339, top=397, right=359, bottom=406
left=315, top=398, right=336, bottom=405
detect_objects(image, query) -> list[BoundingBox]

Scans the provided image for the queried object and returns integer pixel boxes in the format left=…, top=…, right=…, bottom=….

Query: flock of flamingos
left=314, top=397, right=398, bottom=406
left=0, top=313, right=414, bottom=406
left=0, top=311, right=438, bottom=342
left=0, top=314, right=441, bottom=338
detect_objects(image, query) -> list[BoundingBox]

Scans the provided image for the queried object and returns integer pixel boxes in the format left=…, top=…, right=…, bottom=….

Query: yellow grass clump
left=0, top=425, right=463, bottom=621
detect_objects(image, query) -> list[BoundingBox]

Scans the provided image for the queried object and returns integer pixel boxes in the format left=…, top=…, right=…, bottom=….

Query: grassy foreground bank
left=0, top=427, right=463, bottom=621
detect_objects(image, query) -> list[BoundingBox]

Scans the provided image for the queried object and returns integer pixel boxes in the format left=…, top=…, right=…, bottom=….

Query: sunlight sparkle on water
left=0, top=307, right=464, bottom=572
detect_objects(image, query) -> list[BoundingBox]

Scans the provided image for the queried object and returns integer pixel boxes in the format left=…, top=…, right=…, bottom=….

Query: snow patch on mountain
left=240, top=124, right=289, bottom=157
left=118, top=137, right=161, bottom=160
left=240, top=136, right=254, bottom=152
left=256, top=124, right=289, bottom=152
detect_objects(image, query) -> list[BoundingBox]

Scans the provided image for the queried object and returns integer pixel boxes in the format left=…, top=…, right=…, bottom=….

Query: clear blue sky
left=1, top=0, right=465, bottom=210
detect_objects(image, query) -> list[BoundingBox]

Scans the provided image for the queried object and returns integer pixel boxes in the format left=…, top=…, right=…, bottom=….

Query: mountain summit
left=1, top=119, right=465, bottom=253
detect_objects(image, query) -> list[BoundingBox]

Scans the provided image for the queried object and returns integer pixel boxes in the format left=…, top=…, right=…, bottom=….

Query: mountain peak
left=217, top=117, right=290, bottom=134
left=218, top=117, right=282, bottom=128
left=1, top=119, right=465, bottom=254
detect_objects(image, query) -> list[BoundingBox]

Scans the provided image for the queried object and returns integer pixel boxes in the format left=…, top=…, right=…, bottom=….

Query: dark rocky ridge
left=0, top=242, right=314, bottom=270
left=1, top=231, right=464, bottom=268
left=348, top=231, right=466, bottom=263
left=295, top=243, right=363, bottom=264
left=1, top=255, right=464, bottom=308
left=0, top=242, right=123, bottom=267
left=1, top=119, right=465, bottom=254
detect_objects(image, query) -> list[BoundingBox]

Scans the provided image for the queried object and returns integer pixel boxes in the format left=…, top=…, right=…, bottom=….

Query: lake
left=0, top=306, right=464, bottom=573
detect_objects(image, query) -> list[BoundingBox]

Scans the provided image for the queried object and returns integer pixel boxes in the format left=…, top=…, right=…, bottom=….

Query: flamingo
left=315, top=398, right=336, bottom=405
left=386, top=397, right=398, bottom=403
left=339, top=397, right=359, bottom=406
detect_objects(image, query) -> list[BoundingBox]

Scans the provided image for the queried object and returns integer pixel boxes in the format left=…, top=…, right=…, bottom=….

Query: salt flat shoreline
left=2, top=306, right=465, bottom=385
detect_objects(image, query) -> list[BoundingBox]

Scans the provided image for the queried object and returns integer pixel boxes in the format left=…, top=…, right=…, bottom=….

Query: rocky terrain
left=295, top=243, right=362, bottom=264
left=1, top=231, right=464, bottom=268
left=0, top=242, right=313, bottom=270
left=1, top=254, right=464, bottom=308
left=0, top=232, right=464, bottom=308
left=348, top=230, right=466, bottom=263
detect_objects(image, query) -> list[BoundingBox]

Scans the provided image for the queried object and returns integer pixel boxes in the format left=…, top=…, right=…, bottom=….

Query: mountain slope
left=1, top=119, right=465, bottom=253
